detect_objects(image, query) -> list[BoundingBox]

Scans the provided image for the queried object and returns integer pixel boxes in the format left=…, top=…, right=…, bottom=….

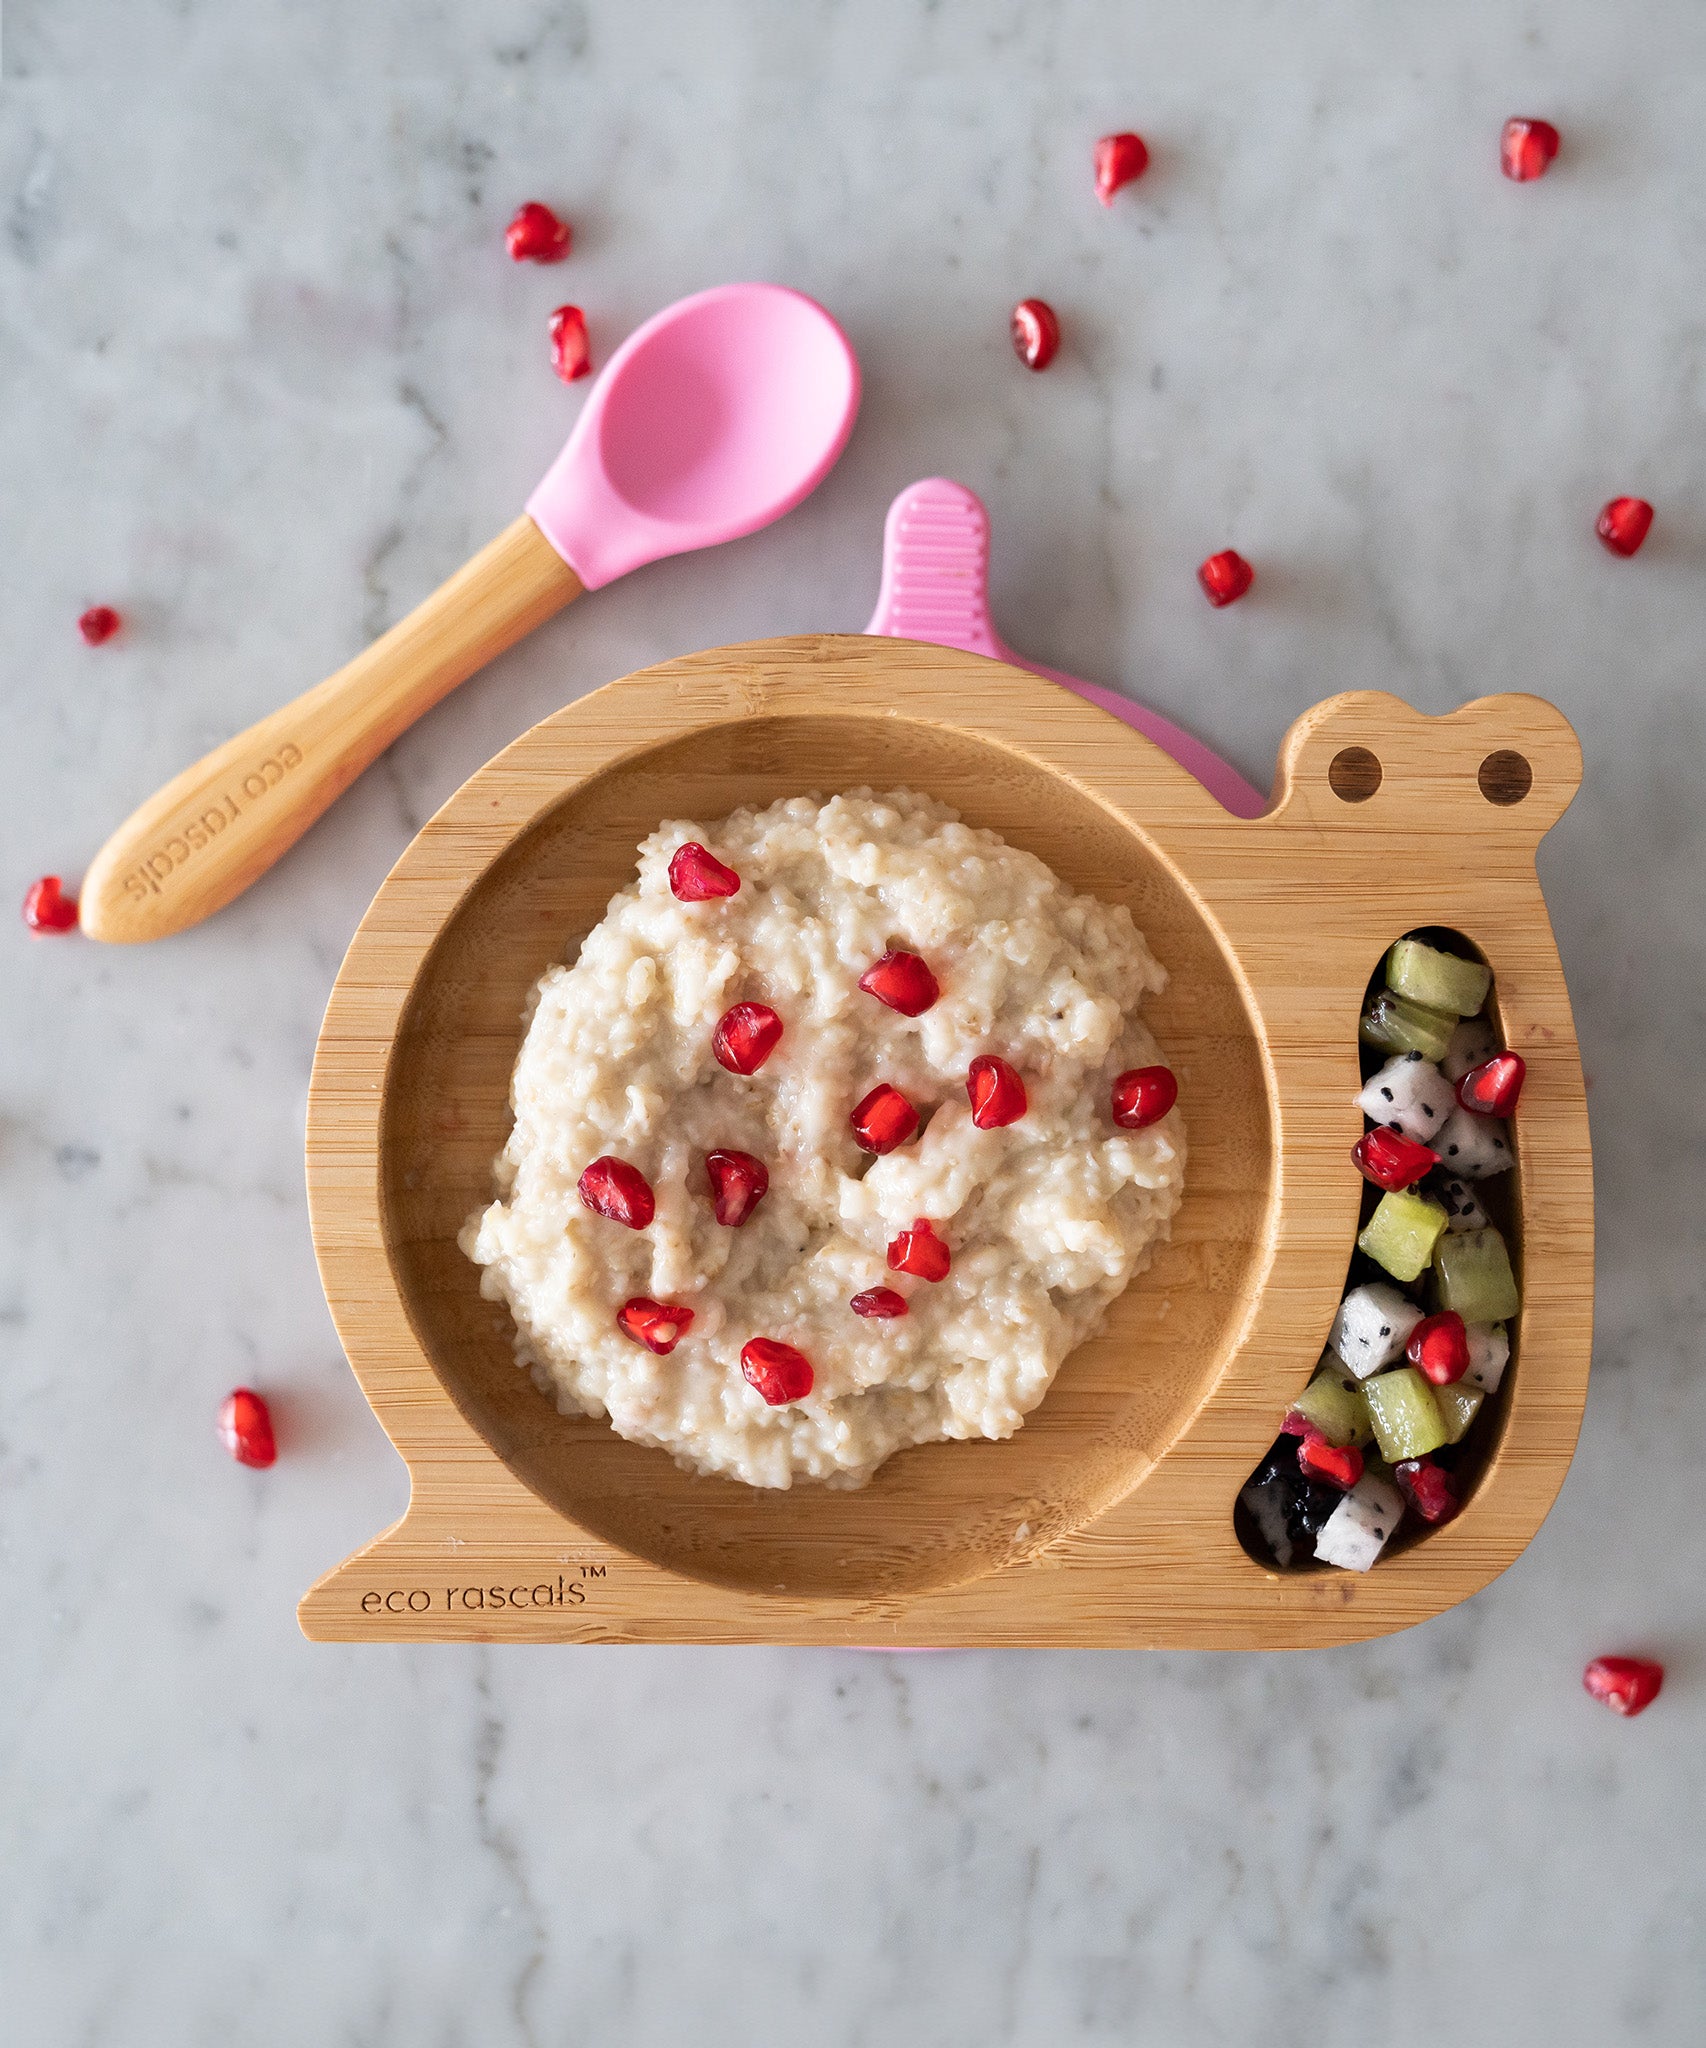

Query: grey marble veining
left=4, top=2, right=1704, bottom=2041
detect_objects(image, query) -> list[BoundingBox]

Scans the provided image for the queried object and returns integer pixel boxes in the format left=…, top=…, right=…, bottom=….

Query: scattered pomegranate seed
left=1011, top=298, right=1061, bottom=371
left=858, top=949, right=940, bottom=1016
left=577, top=1156, right=655, bottom=1229
left=1500, top=118, right=1561, bottom=183
left=1406, top=1310, right=1471, bottom=1387
left=1094, top=131, right=1150, bottom=204
left=1596, top=497, right=1654, bottom=558
left=1352, top=1126, right=1439, bottom=1191
left=1296, top=1430, right=1364, bottom=1492
left=218, top=1388, right=276, bottom=1468
left=849, top=1083, right=919, bottom=1154
left=1583, top=1655, right=1665, bottom=1717
left=505, top=201, right=571, bottom=262
left=887, top=1218, right=952, bottom=1282
left=549, top=304, right=592, bottom=383
left=77, top=605, right=121, bottom=645
left=966, top=1055, right=1028, bottom=1130
left=617, top=1297, right=694, bottom=1354
left=1396, top=1457, right=1460, bottom=1524
left=1457, top=1051, right=1526, bottom=1118
left=1197, top=550, right=1254, bottom=607
left=741, top=1337, right=814, bottom=1405
left=1279, top=1408, right=1312, bottom=1438
left=705, top=1148, right=769, bottom=1227
left=851, top=1286, right=910, bottom=1319
left=713, top=1002, right=784, bottom=1075
left=1110, top=1065, right=1178, bottom=1129
left=21, top=875, right=79, bottom=934
left=668, top=841, right=741, bottom=900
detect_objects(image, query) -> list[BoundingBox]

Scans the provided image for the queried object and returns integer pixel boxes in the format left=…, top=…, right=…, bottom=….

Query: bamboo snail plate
left=298, top=635, right=1591, bottom=1647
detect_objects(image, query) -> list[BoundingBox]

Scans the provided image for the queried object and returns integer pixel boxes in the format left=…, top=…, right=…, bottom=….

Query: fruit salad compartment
left=1235, top=929, right=1524, bottom=1575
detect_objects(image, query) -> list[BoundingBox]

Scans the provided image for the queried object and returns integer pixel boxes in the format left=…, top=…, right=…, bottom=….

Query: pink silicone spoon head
left=526, top=284, right=860, bottom=590
left=864, top=477, right=1268, bottom=818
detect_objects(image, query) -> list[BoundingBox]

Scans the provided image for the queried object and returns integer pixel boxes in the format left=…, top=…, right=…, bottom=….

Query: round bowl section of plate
left=324, top=636, right=1274, bottom=1604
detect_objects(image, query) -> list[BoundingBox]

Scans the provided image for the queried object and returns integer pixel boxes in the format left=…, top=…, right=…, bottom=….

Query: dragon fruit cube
left=1435, top=1107, right=1513, bottom=1180
left=1314, top=1471, right=1406, bottom=1572
left=1463, top=1321, right=1511, bottom=1393
left=1356, top=1053, right=1456, bottom=1143
left=1330, top=1282, right=1425, bottom=1379
left=1443, top=1014, right=1499, bottom=1083
left=1437, top=1174, right=1489, bottom=1231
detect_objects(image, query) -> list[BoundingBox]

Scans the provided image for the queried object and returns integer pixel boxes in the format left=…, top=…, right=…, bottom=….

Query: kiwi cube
left=1433, top=1226, right=1521, bottom=1324
left=1291, top=1360, right=1375, bottom=1448
left=1358, top=1188, right=1450, bottom=1283
left=1363, top=1367, right=1450, bottom=1462
left=1386, top=939, right=1492, bottom=1019
left=1359, top=989, right=1457, bottom=1063
left=1433, top=1381, right=1485, bottom=1445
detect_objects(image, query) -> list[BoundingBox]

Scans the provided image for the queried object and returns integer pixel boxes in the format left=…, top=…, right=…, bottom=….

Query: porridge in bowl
left=461, top=789, right=1185, bottom=1488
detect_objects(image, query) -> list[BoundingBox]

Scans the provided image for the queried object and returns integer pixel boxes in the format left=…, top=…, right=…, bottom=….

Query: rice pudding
left=461, top=789, right=1185, bottom=1489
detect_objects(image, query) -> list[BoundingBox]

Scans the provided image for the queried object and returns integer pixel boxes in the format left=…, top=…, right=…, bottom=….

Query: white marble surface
left=4, top=2, right=1704, bottom=2040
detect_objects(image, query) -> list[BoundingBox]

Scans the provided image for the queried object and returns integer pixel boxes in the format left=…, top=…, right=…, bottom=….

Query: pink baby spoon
left=82, top=283, right=861, bottom=942
left=864, top=478, right=1267, bottom=817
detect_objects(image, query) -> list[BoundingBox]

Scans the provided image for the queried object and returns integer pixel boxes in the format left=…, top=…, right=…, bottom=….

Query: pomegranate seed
left=705, top=1148, right=769, bottom=1227
left=1406, top=1310, right=1471, bottom=1387
left=1197, top=550, right=1254, bottom=607
left=713, top=1002, right=783, bottom=1076
left=1094, top=131, right=1149, bottom=205
left=617, top=1297, right=694, bottom=1354
left=1582, top=1655, right=1665, bottom=1717
left=966, top=1055, right=1028, bottom=1129
left=1011, top=298, right=1060, bottom=370
left=1457, top=1051, right=1525, bottom=1118
left=849, top=1083, right=919, bottom=1154
left=1500, top=118, right=1561, bottom=183
left=858, top=949, right=940, bottom=1016
left=741, top=1337, right=814, bottom=1405
left=887, top=1218, right=951, bottom=1282
left=21, top=875, right=79, bottom=934
left=1396, top=1457, right=1460, bottom=1524
left=549, top=304, right=592, bottom=383
left=851, top=1286, right=909, bottom=1319
left=1596, top=497, right=1654, bottom=558
left=668, top=841, right=741, bottom=900
left=1278, top=1409, right=1312, bottom=1438
left=218, top=1388, right=276, bottom=1468
left=77, top=605, right=121, bottom=645
left=1296, top=1429, right=1364, bottom=1492
left=505, top=201, right=571, bottom=262
left=1353, top=1126, right=1439, bottom=1191
left=577, top=1156, right=655, bottom=1229
left=1110, top=1065, right=1177, bottom=1129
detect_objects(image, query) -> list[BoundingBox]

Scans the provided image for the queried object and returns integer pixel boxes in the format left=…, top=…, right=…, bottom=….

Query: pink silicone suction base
left=863, top=477, right=1267, bottom=818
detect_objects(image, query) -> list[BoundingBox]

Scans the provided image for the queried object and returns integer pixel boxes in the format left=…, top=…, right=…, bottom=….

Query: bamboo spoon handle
left=80, top=515, right=583, bottom=944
